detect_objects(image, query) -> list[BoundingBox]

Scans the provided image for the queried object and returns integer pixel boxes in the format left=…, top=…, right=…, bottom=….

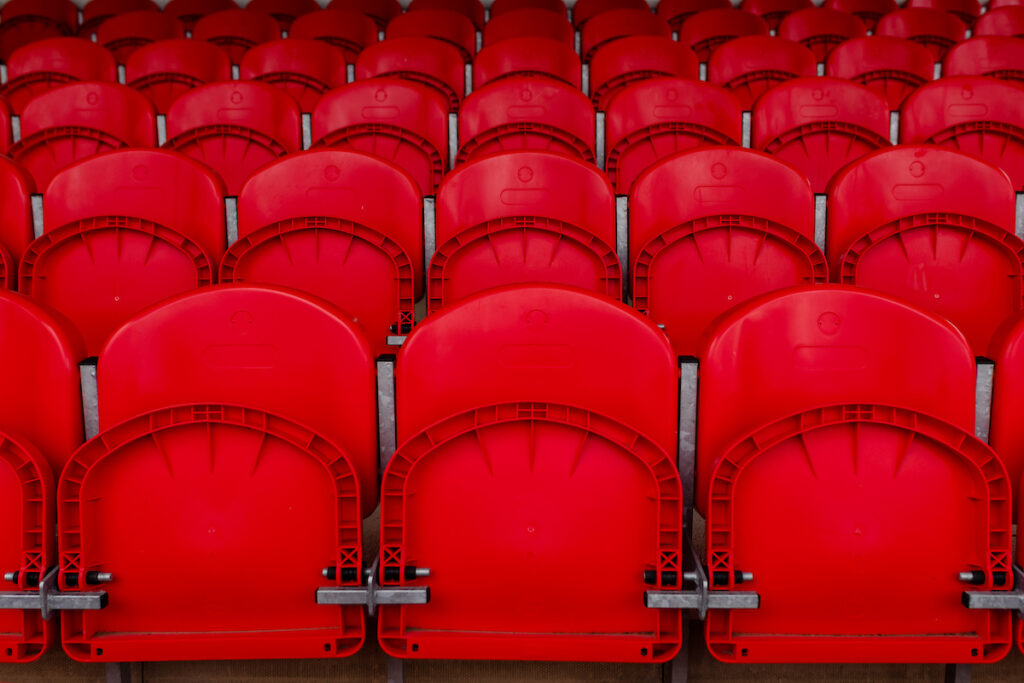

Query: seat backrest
left=289, top=9, right=379, bottom=63
left=0, top=157, right=35, bottom=270
left=572, top=0, right=650, bottom=28
left=407, top=0, right=486, bottom=29
left=824, top=0, right=898, bottom=30
left=473, top=36, right=581, bottom=89
left=678, top=9, right=771, bottom=62
left=740, top=0, right=815, bottom=30
left=875, top=8, right=966, bottom=59
left=79, top=0, right=158, bottom=36
left=386, top=8, right=476, bottom=62
left=490, top=0, right=567, bottom=18
left=590, top=35, right=699, bottom=111
left=657, top=0, right=733, bottom=31
left=906, top=0, right=982, bottom=26
left=976, top=6, right=1024, bottom=36
left=163, top=0, right=236, bottom=32
left=580, top=8, right=673, bottom=64
left=826, top=36, right=934, bottom=109
left=483, top=7, right=574, bottom=47
left=356, top=36, right=465, bottom=113
left=0, top=0, right=78, bottom=61
left=777, top=7, right=866, bottom=61
left=126, top=39, right=232, bottom=114
left=944, top=36, right=1024, bottom=83
left=193, top=9, right=281, bottom=64
left=246, top=0, right=321, bottom=30
left=707, top=35, right=817, bottom=110
left=96, top=10, right=184, bottom=63
left=328, top=0, right=403, bottom=29
left=2, top=37, right=117, bottom=114
left=240, top=39, right=348, bottom=114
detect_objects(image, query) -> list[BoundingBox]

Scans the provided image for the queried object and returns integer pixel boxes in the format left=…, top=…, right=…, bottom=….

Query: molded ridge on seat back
left=356, top=36, right=466, bottom=113
left=826, top=36, right=935, bottom=109
left=824, top=0, right=898, bottom=30
left=240, top=39, right=348, bottom=114
left=473, top=37, right=582, bottom=90
left=290, top=9, right=379, bottom=62
left=1, top=37, right=117, bottom=114
left=678, top=9, right=771, bottom=62
left=590, top=35, right=700, bottom=111
left=657, top=0, right=733, bottom=31
left=483, top=8, right=574, bottom=47
left=126, top=39, right=233, bottom=114
left=707, top=35, right=817, bottom=110
left=944, top=36, right=1024, bottom=82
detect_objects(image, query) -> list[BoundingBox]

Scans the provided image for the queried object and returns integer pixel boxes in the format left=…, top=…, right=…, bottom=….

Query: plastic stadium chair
left=328, top=0, right=403, bottom=31
left=590, top=36, right=699, bottom=112
left=777, top=7, right=866, bottom=62
left=79, top=0, right=157, bottom=38
left=572, top=0, right=650, bottom=29
left=57, top=285, right=376, bottom=661
left=429, top=151, right=619, bottom=312
left=165, top=81, right=301, bottom=195
left=289, top=9, right=379, bottom=64
left=707, top=36, right=817, bottom=111
left=19, top=149, right=225, bottom=356
left=193, top=9, right=280, bottom=64
left=605, top=77, right=743, bottom=194
left=482, top=8, right=574, bottom=47
left=10, top=82, right=156, bottom=190
left=0, top=0, right=77, bottom=62
left=657, top=0, right=732, bottom=32
left=240, top=39, right=348, bottom=114
left=312, top=79, right=449, bottom=195
left=823, top=0, right=897, bottom=31
left=697, top=285, right=1013, bottom=662
left=678, top=9, right=771, bottom=63
left=163, top=0, right=236, bottom=33
left=875, top=8, right=966, bottom=60
left=0, top=158, right=34, bottom=285
left=457, top=76, right=595, bottom=165
left=630, top=147, right=825, bottom=356
left=0, top=37, right=117, bottom=115
left=386, top=9, right=476, bottom=63
left=975, top=6, right=1024, bottom=37
left=357, top=36, right=465, bottom=113
left=222, top=150, right=424, bottom=357
left=126, top=39, right=232, bottom=115
left=740, top=0, right=814, bottom=31
left=96, top=10, right=184, bottom=64
left=379, top=284, right=683, bottom=662
left=0, top=292, right=83, bottom=664
left=407, top=0, right=485, bottom=30
left=826, top=36, right=934, bottom=109
left=246, top=0, right=320, bottom=32
left=989, top=311, right=1024, bottom=513
left=901, top=76, right=1024, bottom=191
left=905, top=0, right=981, bottom=27
left=753, top=77, right=890, bottom=193
left=828, top=145, right=1021, bottom=355
left=490, top=0, right=567, bottom=19
left=943, top=36, right=1024, bottom=84
left=580, top=9, right=672, bottom=64
left=473, top=36, right=581, bottom=90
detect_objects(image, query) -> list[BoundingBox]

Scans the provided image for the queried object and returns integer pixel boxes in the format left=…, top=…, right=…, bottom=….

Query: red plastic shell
left=96, top=10, right=184, bottom=64
left=164, top=81, right=301, bottom=195
left=240, top=39, right=348, bottom=114
left=193, top=9, right=280, bottom=65
left=988, top=311, right=1024, bottom=511
left=678, top=9, right=771, bottom=63
left=698, top=286, right=1012, bottom=662
left=312, top=78, right=449, bottom=196
left=0, top=37, right=117, bottom=115
left=356, top=36, right=465, bottom=113
left=900, top=76, right=1024, bottom=191
left=380, top=285, right=681, bottom=661
left=473, top=36, right=582, bottom=90
left=0, top=0, right=77, bottom=62
left=223, top=149, right=423, bottom=357
left=906, top=0, right=982, bottom=26
left=483, top=8, right=574, bottom=47
left=944, top=36, right=1024, bottom=84
left=408, top=0, right=485, bottom=29
left=990, top=0, right=1024, bottom=9
left=490, top=0, right=568, bottom=19
left=327, top=0, right=403, bottom=31
left=739, top=0, right=814, bottom=30
left=753, top=76, right=890, bottom=193
left=707, top=36, right=817, bottom=111
left=826, top=36, right=934, bottom=109
left=290, top=10, right=379, bottom=64
left=386, top=9, right=476, bottom=63
left=976, top=6, right=1024, bottom=37
left=777, top=8, right=866, bottom=62
left=824, top=0, right=898, bottom=31
left=126, top=39, right=232, bottom=115
left=430, top=151, right=618, bottom=312
left=572, top=0, right=650, bottom=28
left=630, top=147, right=824, bottom=356
left=605, top=77, right=743, bottom=195
left=246, top=0, right=320, bottom=32
left=162, top=0, right=236, bottom=33
left=657, top=0, right=732, bottom=32
left=580, top=9, right=672, bottom=64
left=827, top=145, right=1020, bottom=355
left=875, top=8, right=966, bottom=60
left=79, top=0, right=158, bottom=37
left=456, top=76, right=595, bottom=165
left=0, top=157, right=34, bottom=281
left=10, top=82, right=156, bottom=190
left=590, top=36, right=699, bottom=112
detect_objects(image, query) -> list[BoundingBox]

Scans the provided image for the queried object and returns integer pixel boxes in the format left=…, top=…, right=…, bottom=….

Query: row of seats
left=0, top=282, right=1022, bottom=663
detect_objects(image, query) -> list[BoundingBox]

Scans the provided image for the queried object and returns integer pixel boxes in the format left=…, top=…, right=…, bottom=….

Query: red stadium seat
left=246, top=0, right=320, bottom=32
left=126, top=39, right=232, bottom=114
left=193, top=9, right=280, bottom=64
left=356, top=36, right=465, bottom=113
left=988, top=312, right=1024, bottom=515
left=58, top=286, right=375, bottom=661
left=0, top=158, right=34, bottom=285
left=777, top=8, right=866, bottom=62
left=572, top=0, right=650, bottom=29
left=429, top=151, right=619, bottom=312
left=975, top=6, right=1024, bottom=37
left=473, top=36, right=581, bottom=90
left=580, top=9, right=672, bottom=64
left=698, top=285, right=1012, bottom=662
left=457, top=76, right=595, bottom=165
left=483, top=8, right=574, bottom=47
left=379, top=285, right=682, bottom=662
left=165, top=81, right=300, bottom=195
left=906, top=0, right=981, bottom=27
left=656, top=0, right=732, bottom=32
left=678, top=9, right=770, bottom=63
left=901, top=76, right=1024, bottom=191
left=0, top=0, right=77, bottom=62
left=875, top=8, right=966, bottom=60
left=0, top=37, right=117, bottom=115
left=407, top=0, right=485, bottom=30
left=163, top=0, right=236, bottom=33
left=605, top=77, right=743, bottom=194
left=739, top=0, right=814, bottom=31
left=327, top=0, right=403, bottom=31
left=222, top=150, right=423, bottom=357
left=823, top=0, right=897, bottom=31
left=943, top=36, right=1024, bottom=84
left=312, top=79, right=449, bottom=195
left=707, top=36, right=817, bottom=110
left=827, top=145, right=1021, bottom=355
left=753, top=77, right=890, bottom=193
left=990, top=0, right=1024, bottom=9
left=289, top=10, right=379, bottom=64
left=0, top=99, right=11, bottom=153
left=96, top=10, right=184, bottom=64
left=20, top=149, right=225, bottom=356
left=10, top=82, right=156, bottom=190
left=0, top=292, right=82, bottom=663
left=590, top=36, right=699, bottom=112
left=630, top=147, right=825, bottom=356
left=240, top=40, right=347, bottom=114
left=490, top=0, right=567, bottom=19
left=79, top=0, right=158, bottom=37
left=826, top=36, right=934, bottom=109
left=386, top=9, right=476, bottom=62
